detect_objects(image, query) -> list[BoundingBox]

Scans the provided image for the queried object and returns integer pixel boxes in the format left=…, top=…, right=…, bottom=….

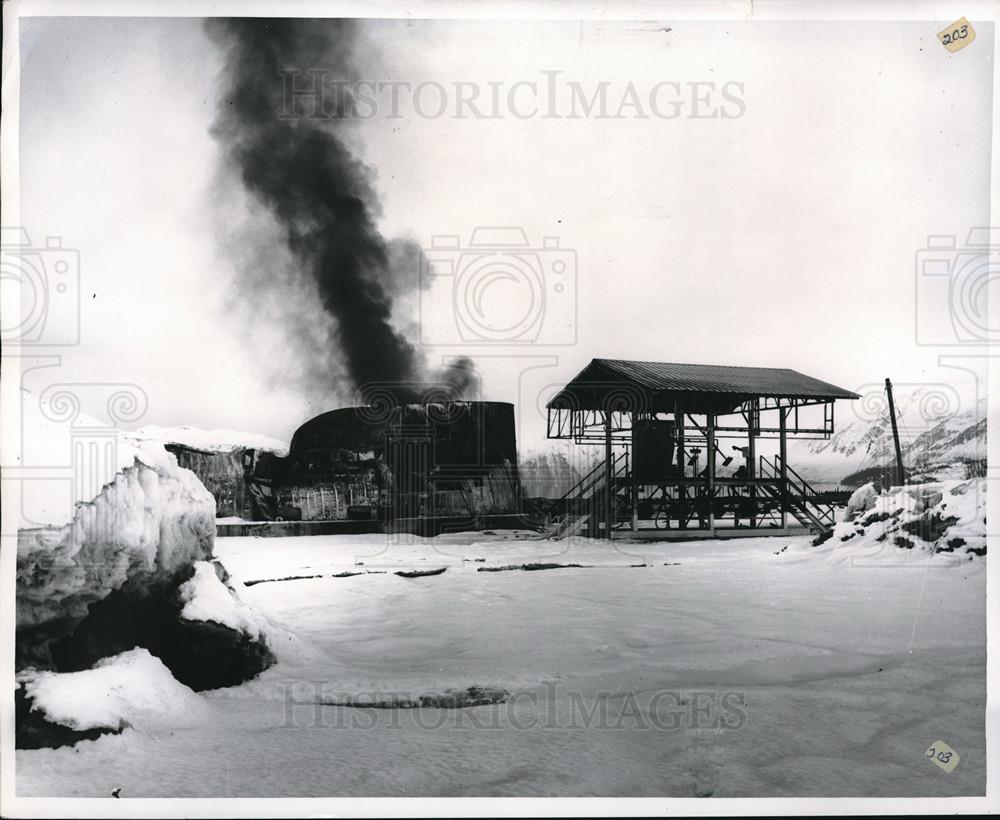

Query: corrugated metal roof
left=550, top=358, right=859, bottom=404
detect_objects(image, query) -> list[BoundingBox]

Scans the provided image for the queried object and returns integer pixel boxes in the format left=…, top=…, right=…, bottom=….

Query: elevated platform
left=543, top=356, right=858, bottom=542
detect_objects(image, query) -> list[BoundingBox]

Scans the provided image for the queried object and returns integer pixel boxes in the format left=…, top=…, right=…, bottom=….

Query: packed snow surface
left=18, top=649, right=209, bottom=732
left=18, top=530, right=986, bottom=797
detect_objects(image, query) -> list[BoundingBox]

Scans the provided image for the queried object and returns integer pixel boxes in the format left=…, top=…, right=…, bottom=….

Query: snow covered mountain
left=788, top=386, right=986, bottom=484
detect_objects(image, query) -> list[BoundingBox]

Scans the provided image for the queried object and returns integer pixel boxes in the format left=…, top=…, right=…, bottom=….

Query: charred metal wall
left=170, top=403, right=520, bottom=524
left=166, top=445, right=250, bottom=519
left=167, top=445, right=281, bottom=521
left=276, top=401, right=520, bottom=522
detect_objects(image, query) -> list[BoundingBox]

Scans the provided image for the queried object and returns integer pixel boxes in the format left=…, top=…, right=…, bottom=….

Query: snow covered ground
left=17, top=531, right=985, bottom=797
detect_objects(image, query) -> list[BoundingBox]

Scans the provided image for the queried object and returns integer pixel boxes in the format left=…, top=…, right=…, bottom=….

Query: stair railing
left=552, top=451, right=629, bottom=527
left=758, top=454, right=835, bottom=528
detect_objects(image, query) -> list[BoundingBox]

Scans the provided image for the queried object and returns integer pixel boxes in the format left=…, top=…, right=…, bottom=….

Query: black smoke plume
left=206, top=18, right=475, bottom=404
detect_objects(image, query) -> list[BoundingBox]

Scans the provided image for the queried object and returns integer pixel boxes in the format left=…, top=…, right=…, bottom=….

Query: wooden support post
left=604, top=411, right=613, bottom=539
left=885, top=378, right=906, bottom=486
left=779, top=406, right=788, bottom=530
left=707, top=413, right=716, bottom=533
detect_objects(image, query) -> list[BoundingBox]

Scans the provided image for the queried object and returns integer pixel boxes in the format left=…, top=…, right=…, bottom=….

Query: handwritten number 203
left=942, top=24, right=970, bottom=45
left=926, top=747, right=953, bottom=763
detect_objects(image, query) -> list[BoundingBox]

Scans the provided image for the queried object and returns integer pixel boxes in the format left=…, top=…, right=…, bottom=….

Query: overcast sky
left=14, top=15, right=994, bottom=450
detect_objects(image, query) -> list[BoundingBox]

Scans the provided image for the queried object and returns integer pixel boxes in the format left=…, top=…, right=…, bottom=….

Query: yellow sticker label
left=937, top=17, right=976, bottom=53
left=925, top=740, right=960, bottom=773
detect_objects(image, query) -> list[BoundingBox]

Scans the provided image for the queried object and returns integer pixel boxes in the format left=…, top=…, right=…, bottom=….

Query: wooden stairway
left=547, top=452, right=631, bottom=540
left=757, top=455, right=836, bottom=535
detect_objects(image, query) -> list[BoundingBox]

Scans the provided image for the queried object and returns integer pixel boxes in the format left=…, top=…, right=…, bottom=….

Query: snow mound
left=17, top=452, right=216, bottom=633
left=179, top=561, right=268, bottom=641
left=845, top=483, right=878, bottom=518
left=16, top=391, right=217, bottom=663
left=129, top=424, right=288, bottom=456
left=15, top=395, right=280, bottom=693
left=18, top=648, right=209, bottom=732
left=806, top=479, right=986, bottom=562
left=177, top=560, right=325, bottom=669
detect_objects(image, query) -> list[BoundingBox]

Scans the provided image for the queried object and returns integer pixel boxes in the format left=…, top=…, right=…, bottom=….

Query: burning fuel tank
left=261, top=401, right=520, bottom=524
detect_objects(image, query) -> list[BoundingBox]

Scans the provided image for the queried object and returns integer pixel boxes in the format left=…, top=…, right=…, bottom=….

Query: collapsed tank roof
left=289, top=401, right=516, bottom=456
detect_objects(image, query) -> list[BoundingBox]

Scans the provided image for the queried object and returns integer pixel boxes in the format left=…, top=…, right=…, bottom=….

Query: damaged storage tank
left=256, top=401, right=521, bottom=531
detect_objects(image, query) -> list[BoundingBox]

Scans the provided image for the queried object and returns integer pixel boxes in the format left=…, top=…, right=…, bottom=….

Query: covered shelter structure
left=546, top=358, right=860, bottom=539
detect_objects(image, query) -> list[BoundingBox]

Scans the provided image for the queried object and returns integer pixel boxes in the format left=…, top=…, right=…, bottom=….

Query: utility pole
left=885, top=378, right=906, bottom=486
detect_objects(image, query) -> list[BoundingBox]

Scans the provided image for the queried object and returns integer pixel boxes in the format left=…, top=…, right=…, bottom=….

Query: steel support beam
left=604, top=411, right=613, bottom=539
left=707, top=412, right=716, bottom=534
left=748, top=398, right=757, bottom=528
left=779, top=407, right=788, bottom=529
